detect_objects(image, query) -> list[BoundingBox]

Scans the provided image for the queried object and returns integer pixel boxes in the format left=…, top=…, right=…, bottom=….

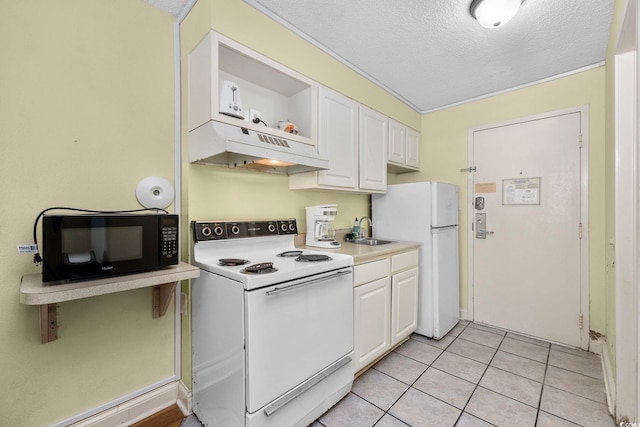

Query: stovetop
left=192, top=219, right=353, bottom=290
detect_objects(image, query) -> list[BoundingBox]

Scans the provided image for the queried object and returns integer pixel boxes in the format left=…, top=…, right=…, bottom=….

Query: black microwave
left=41, top=214, right=178, bottom=283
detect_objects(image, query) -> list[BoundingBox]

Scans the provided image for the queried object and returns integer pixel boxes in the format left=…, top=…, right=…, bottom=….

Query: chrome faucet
left=358, top=216, right=372, bottom=239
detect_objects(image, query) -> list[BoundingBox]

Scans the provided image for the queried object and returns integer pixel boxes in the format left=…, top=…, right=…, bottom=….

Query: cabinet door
left=388, top=119, right=406, bottom=165
left=354, top=277, right=391, bottom=372
left=391, top=267, right=419, bottom=346
left=406, top=128, right=421, bottom=169
left=359, top=106, right=388, bottom=192
left=317, top=87, right=359, bottom=188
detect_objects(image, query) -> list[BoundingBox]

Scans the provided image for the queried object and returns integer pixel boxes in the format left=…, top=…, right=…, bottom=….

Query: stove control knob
left=280, top=223, right=288, bottom=232
left=268, top=224, right=276, bottom=233
left=201, top=226, right=212, bottom=237
left=213, top=226, right=224, bottom=236
left=288, top=223, right=296, bottom=232
left=231, top=225, right=240, bottom=235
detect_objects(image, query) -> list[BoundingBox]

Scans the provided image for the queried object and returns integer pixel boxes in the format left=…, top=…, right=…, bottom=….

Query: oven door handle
left=265, top=269, right=352, bottom=296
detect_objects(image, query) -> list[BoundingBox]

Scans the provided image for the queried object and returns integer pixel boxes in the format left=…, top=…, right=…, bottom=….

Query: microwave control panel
left=161, top=216, right=179, bottom=265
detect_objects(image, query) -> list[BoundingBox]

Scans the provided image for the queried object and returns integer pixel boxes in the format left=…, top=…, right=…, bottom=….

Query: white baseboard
left=460, top=309, right=469, bottom=321
left=69, top=381, right=191, bottom=427
left=176, top=380, right=192, bottom=416
left=599, top=338, right=616, bottom=416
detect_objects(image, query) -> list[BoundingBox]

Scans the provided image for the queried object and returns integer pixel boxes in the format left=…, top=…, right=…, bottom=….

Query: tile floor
left=313, top=321, right=615, bottom=427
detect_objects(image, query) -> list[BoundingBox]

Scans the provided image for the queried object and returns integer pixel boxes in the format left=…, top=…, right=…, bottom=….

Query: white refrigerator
left=372, top=182, right=460, bottom=339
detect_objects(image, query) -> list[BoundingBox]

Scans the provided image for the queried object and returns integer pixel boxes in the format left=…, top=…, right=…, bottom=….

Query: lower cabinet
left=391, top=267, right=419, bottom=346
left=353, top=249, right=419, bottom=373
left=354, top=276, right=391, bottom=371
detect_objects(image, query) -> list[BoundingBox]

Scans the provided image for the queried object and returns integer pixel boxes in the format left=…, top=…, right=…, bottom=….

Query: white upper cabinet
left=289, top=87, right=387, bottom=194
left=316, top=87, right=359, bottom=188
left=388, top=119, right=420, bottom=172
left=388, top=120, right=406, bottom=165
left=188, top=31, right=318, bottom=146
left=406, top=127, right=421, bottom=169
left=359, top=106, right=388, bottom=192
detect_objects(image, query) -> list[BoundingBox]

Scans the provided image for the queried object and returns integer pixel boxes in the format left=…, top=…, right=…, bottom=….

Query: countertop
left=298, top=236, right=420, bottom=264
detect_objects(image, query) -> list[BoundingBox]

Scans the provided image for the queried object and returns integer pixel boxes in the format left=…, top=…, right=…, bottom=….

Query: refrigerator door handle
left=431, top=225, right=458, bottom=232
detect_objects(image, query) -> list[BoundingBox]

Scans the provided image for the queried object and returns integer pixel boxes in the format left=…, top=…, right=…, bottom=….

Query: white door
left=432, top=182, right=459, bottom=227
left=317, top=86, right=359, bottom=188
left=354, top=277, right=391, bottom=372
left=244, top=270, right=353, bottom=412
left=433, top=226, right=460, bottom=338
left=471, top=111, right=585, bottom=347
left=391, top=267, right=419, bottom=346
left=388, top=119, right=407, bottom=165
left=359, top=106, right=388, bottom=192
left=406, top=128, right=421, bottom=169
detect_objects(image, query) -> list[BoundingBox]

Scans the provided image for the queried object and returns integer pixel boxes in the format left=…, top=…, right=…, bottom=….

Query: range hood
left=189, top=121, right=328, bottom=175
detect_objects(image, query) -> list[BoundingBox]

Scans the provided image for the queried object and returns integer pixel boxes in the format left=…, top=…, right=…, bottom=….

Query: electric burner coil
left=295, top=254, right=332, bottom=262
left=219, top=258, right=250, bottom=266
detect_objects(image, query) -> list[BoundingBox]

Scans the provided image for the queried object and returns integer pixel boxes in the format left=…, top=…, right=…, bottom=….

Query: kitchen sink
left=350, top=238, right=395, bottom=246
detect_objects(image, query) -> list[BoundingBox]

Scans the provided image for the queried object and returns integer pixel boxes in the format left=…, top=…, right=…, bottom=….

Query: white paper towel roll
left=136, top=176, right=175, bottom=209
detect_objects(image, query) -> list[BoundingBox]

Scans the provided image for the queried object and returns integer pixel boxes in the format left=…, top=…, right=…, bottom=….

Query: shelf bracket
left=40, top=304, right=58, bottom=343
left=152, top=282, right=177, bottom=318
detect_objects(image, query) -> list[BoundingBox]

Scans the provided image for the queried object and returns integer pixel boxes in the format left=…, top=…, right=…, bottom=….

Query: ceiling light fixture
left=469, top=0, right=523, bottom=28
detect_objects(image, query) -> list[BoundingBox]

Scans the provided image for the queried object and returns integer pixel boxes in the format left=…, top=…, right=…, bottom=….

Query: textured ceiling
left=148, top=0, right=614, bottom=113
left=144, top=0, right=190, bottom=17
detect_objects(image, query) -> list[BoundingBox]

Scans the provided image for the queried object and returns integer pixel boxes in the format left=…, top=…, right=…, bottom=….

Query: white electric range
left=191, top=219, right=354, bottom=427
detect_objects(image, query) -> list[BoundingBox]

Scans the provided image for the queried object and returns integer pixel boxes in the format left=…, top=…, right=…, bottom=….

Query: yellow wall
left=396, top=67, right=607, bottom=333
left=0, top=1, right=176, bottom=425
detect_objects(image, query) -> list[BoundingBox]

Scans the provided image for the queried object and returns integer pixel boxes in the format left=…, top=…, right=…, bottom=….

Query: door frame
left=466, top=106, right=590, bottom=349
left=614, top=0, right=638, bottom=421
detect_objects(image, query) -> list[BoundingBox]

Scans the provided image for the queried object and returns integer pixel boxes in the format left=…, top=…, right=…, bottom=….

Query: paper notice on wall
left=502, top=177, right=541, bottom=205
left=475, top=182, right=496, bottom=193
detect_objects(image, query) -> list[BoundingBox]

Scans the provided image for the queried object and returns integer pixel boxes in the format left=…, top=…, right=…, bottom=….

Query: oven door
left=244, top=267, right=353, bottom=413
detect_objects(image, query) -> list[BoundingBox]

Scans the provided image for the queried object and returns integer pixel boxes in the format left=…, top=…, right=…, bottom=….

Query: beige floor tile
left=373, top=414, right=410, bottom=427
left=318, top=392, right=384, bottom=427
left=373, top=352, right=428, bottom=385
left=412, top=333, right=455, bottom=350
left=459, top=327, right=504, bottom=348
left=466, top=387, right=537, bottom=427
left=506, top=332, right=551, bottom=348
left=455, top=412, right=495, bottom=427
left=352, top=368, right=409, bottom=411
left=447, top=338, right=497, bottom=364
left=413, top=367, right=476, bottom=409
left=448, top=323, right=468, bottom=337
left=388, top=388, right=460, bottom=427
left=490, top=350, right=546, bottom=383
left=544, top=366, right=607, bottom=404
left=535, top=410, right=581, bottom=427
left=394, top=338, right=443, bottom=365
left=468, top=323, right=507, bottom=336
left=547, top=350, right=603, bottom=380
left=539, top=386, right=615, bottom=427
left=479, top=366, right=542, bottom=407
left=432, top=351, right=488, bottom=384
left=499, top=337, right=550, bottom=363
left=550, top=343, right=600, bottom=359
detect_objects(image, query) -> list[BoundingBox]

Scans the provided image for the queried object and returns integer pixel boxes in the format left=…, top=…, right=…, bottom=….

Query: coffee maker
left=305, top=204, right=341, bottom=248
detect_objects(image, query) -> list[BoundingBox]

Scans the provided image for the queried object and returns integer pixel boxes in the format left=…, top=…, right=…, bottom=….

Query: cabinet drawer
left=354, top=258, right=390, bottom=287
left=391, top=250, right=419, bottom=273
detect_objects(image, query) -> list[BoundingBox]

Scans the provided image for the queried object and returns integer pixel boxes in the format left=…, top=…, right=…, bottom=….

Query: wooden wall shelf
left=20, top=262, right=200, bottom=343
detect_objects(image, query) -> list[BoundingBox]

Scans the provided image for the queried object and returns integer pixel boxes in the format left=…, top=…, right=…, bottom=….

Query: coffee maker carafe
left=306, top=204, right=341, bottom=248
